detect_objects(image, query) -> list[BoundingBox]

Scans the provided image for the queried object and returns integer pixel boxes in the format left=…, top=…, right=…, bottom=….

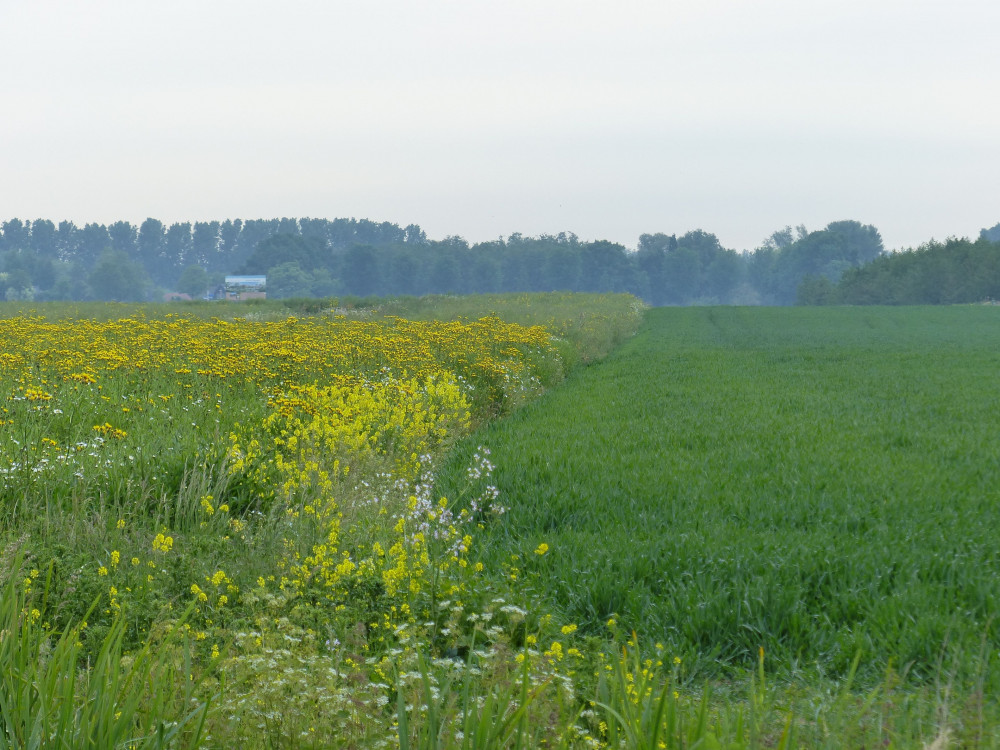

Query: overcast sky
left=2, top=0, right=998, bottom=251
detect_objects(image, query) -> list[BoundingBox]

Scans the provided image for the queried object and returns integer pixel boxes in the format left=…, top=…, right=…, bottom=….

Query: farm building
left=220, top=275, right=267, bottom=301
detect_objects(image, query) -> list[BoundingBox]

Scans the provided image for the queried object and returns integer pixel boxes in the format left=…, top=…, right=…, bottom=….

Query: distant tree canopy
left=240, top=234, right=329, bottom=275
left=177, top=265, right=210, bottom=298
left=87, top=250, right=149, bottom=302
left=801, top=235, right=1000, bottom=305
left=0, top=215, right=996, bottom=305
left=749, top=220, right=884, bottom=305
left=266, top=262, right=315, bottom=299
left=981, top=222, right=1000, bottom=244
left=0, top=217, right=421, bottom=302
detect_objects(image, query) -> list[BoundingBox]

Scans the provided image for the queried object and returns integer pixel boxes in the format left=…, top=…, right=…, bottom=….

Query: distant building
left=223, top=275, right=267, bottom=301
left=163, top=292, right=192, bottom=302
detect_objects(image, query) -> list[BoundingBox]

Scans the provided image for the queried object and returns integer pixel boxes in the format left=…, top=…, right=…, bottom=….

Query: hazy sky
left=2, top=0, right=998, bottom=251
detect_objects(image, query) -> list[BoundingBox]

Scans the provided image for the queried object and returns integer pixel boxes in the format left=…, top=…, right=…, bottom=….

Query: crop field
left=435, top=305, right=1000, bottom=744
left=442, top=306, right=1000, bottom=671
left=3, top=298, right=1000, bottom=748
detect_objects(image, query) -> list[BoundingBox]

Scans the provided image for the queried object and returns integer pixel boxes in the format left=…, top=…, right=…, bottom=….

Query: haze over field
left=2, top=0, right=998, bottom=251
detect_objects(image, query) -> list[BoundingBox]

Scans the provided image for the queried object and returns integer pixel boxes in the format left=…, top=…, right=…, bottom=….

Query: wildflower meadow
left=0, top=294, right=657, bottom=749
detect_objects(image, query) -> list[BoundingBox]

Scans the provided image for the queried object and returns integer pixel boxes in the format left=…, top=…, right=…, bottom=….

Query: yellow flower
left=116, top=519, right=125, bottom=530
left=534, top=542, right=549, bottom=555
left=545, top=641, right=564, bottom=661
left=92, top=423, right=127, bottom=439
left=110, top=550, right=120, bottom=567
left=98, top=566, right=108, bottom=576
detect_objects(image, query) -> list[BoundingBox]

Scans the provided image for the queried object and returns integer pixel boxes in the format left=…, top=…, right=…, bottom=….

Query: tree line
left=800, top=226, right=1000, bottom=305
left=0, top=217, right=420, bottom=301
left=0, top=215, right=908, bottom=305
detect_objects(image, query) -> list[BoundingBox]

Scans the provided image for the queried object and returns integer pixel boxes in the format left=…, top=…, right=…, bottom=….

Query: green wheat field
left=444, top=306, right=1000, bottom=674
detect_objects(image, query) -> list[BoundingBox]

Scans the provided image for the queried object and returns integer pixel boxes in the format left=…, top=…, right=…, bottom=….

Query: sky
left=2, top=0, right=998, bottom=252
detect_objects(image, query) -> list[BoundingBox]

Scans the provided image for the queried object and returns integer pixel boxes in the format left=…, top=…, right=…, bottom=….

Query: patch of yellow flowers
left=229, top=367, right=491, bottom=641
left=0, top=309, right=557, bottom=630
left=1, top=307, right=654, bottom=744
left=0, top=310, right=553, bottom=497
left=0, top=313, right=554, bottom=401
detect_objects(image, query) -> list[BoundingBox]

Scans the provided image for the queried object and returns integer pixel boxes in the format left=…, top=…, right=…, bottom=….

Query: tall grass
left=0, top=555, right=211, bottom=749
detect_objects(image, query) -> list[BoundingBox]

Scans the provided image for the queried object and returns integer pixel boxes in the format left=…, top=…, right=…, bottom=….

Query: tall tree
left=191, top=221, right=221, bottom=268
left=543, top=244, right=581, bottom=291
left=0, top=219, right=29, bottom=251
left=404, top=224, right=427, bottom=245
left=138, top=218, right=166, bottom=280
left=466, top=247, right=501, bottom=294
left=753, top=220, right=884, bottom=304
left=265, top=262, right=313, bottom=298
left=636, top=233, right=676, bottom=305
left=219, top=219, right=244, bottom=269
left=29, top=219, right=57, bottom=258
left=981, top=222, right=1000, bottom=243
left=342, top=244, right=380, bottom=296
left=427, top=251, right=461, bottom=294
left=163, top=222, right=193, bottom=280
left=580, top=240, right=632, bottom=293
left=177, top=265, right=210, bottom=298
left=108, top=221, right=138, bottom=255
left=663, top=246, right=702, bottom=303
left=387, top=249, right=421, bottom=295
left=277, top=217, right=299, bottom=236
left=240, top=233, right=327, bottom=274
left=55, top=221, right=77, bottom=260
left=76, top=223, right=111, bottom=266
left=88, top=249, right=148, bottom=301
